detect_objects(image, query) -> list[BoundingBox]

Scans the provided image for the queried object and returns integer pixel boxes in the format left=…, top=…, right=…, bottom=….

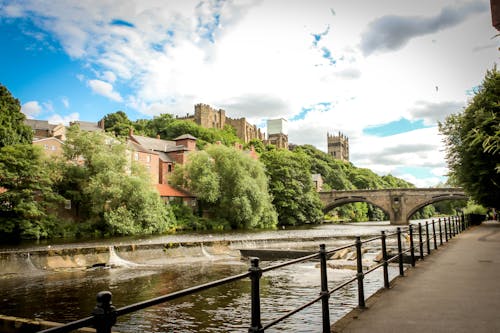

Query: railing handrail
left=37, top=214, right=469, bottom=333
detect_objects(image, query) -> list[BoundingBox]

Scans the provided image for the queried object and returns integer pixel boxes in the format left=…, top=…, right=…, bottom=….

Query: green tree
left=0, top=144, right=64, bottom=240
left=440, top=67, right=500, bottom=209
left=59, top=125, right=175, bottom=236
left=102, top=111, right=133, bottom=138
left=260, top=149, right=324, bottom=226
left=172, top=144, right=277, bottom=229
left=245, top=138, right=266, bottom=154
left=0, top=84, right=32, bottom=148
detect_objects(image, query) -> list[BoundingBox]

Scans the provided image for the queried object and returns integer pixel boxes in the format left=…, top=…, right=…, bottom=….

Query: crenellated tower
left=327, top=131, right=349, bottom=161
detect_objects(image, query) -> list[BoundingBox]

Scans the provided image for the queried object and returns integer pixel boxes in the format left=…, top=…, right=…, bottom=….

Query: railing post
left=92, top=291, right=117, bottom=333
left=248, top=258, right=263, bottom=333
left=355, top=237, right=366, bottom=308
left=381, top=231, right=390, bottom=288
left=397, top=227, right=404, bottom=276
left=432, top=220, right=437, bottom=250
left=438, top=218, right=443, bottom=246
left=319, top=244, right=331, bottom=333
left=409, top=225, right=415, bottom=267
left=418, top=223, right=424, bottom=260
left=444, top=217, right=448, bottom=242
left=451, top=216, right=455, bottom=236
left=454, top=216, right=457, bottom=235
left=425, top=222, right=431, bottom=255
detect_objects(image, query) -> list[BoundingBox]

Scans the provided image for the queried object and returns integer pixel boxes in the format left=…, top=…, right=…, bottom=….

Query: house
left=127, top=130, right=197, bottom=184
left=156, top=184, right=197, bottom=207
left=25, top=118, right=200, bottom=206
left=32, top=137, right=65, bottom=157
left=312, top=173, right=324, bottom=192
left=69, top=120, right=104, bottom=132
left=127, top=140, right=161, bottom=183
left=25, top=119, right=66, bottom=140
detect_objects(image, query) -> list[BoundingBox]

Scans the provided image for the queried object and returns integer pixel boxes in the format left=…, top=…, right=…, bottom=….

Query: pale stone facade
left=327, top=132, right=349, bottom=161
left=265, top=118, right=288, bottom=149
left=179, top=104, right=265, bottom=143
left=32, top=137, right=65, bottom=157
left=267, top=133, right=289, bottom=150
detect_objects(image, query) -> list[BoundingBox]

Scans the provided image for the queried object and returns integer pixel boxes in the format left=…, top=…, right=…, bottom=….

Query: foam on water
left=108, top=246, right=140, bottom=268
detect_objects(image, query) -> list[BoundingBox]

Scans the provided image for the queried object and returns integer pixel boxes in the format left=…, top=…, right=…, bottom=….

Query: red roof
left=156, top=184, right=195, bottom=198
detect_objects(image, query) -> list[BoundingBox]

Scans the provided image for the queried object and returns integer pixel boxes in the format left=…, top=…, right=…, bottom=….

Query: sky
left=0, top=0, right=498, bottom=187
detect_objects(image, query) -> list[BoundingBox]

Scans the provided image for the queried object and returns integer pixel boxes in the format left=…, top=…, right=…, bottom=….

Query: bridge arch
left=322, top=198, right=389, bottom=219
left=405, top=193, right=468, bottom=221
left=319, top=188, right=467, bottom=225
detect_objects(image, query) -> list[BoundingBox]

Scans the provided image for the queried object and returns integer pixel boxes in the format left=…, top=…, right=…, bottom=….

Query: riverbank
left=332, top=221, right=500, bottom=333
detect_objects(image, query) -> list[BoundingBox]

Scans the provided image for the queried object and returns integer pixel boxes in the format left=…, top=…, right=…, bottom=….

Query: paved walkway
left=332, top=221, right=500, bottom=333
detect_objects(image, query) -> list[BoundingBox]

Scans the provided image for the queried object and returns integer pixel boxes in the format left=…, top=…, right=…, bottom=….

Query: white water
left=107, top=246, right=140, bottom=268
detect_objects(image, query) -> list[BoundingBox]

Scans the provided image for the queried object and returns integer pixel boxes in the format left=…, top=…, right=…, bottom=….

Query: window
left=146, top=155, right=151, bottom=163
left=168, top=164, right=172, bottom=172
left=134, top=152, right=139, bottom=161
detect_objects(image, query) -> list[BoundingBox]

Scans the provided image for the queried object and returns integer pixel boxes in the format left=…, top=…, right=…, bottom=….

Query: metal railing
left=37, top=215, right=469, bottom=333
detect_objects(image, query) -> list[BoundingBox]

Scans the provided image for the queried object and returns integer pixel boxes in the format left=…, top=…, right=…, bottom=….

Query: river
left=0, top=221, right=413, bottom=332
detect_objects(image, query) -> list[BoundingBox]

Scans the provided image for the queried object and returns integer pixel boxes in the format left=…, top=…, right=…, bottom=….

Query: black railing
left=37, top=215, right=469, bottom=333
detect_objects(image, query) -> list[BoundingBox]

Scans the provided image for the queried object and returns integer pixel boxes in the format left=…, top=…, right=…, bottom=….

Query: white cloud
left=360, top=1, right=488, bottom=56
left=1, top=3, right=25, bottom=17
left=397, top=174, right=443, bottom=188
left=101, top=71, right=117, bottom=83
left=87, top=79, right=123, bottom=102
left=21, top=101, right=43, bottom=118
left=48, top=112, right=80, bottom=126
left=4, top=0, right=499, bottom=187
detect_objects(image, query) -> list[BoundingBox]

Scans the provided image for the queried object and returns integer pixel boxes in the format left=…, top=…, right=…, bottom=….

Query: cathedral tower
left=327, top=132, right=349, bottom=161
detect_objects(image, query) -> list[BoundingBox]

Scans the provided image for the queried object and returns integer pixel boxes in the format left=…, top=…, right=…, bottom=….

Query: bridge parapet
left=320, top=188, right=467, bottom=225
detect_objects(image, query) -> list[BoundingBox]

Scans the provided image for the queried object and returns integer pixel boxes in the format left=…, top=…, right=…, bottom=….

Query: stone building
left=266, top=118, right=288, bottom=149
left=178, top=103, right=265, bottom=143
left=327, top=131, right=349, bottom=161
left=25, top=119, right=66, bottom=140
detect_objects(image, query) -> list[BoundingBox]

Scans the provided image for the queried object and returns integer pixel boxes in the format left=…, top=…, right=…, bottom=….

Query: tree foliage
left=0, top=144, right=64, bottom=240
left=260, top=149, right=324, bottom=226
left=172, top=144, right=277, bottom=229
left=439, top=67, right=500, bottom=209
left=102, top=110, right=133, bottom=137
left=59, top=125, right=175, bottom=236
left=0, top=84, right=32, bottom=148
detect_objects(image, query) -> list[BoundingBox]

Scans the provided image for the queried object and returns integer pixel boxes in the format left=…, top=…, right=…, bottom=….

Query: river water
left=0, top=221, right=413, bottom=332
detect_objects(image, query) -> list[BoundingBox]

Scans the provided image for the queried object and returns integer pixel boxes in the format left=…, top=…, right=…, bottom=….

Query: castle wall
left=194, top=104, right=226, bottom=129
left=193, top=103, right=264, bottom=143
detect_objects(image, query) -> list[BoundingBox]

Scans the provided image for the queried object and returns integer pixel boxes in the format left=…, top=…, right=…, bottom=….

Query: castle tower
left=194, top=103, right=226, bottom=129
left=327, top=131, right=349, bottom=161
left=267, top=118, right=289, bottom=149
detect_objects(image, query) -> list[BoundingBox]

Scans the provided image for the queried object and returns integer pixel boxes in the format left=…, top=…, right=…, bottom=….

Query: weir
left=0, top=233, right=368, bottom=275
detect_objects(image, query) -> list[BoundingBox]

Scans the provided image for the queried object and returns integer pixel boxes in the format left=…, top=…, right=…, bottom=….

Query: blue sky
left=0, top=0, right=498, bottom=187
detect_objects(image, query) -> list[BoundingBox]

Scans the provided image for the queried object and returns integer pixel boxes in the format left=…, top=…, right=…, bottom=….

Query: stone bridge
left=319, top=188, right=467, bottom=225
